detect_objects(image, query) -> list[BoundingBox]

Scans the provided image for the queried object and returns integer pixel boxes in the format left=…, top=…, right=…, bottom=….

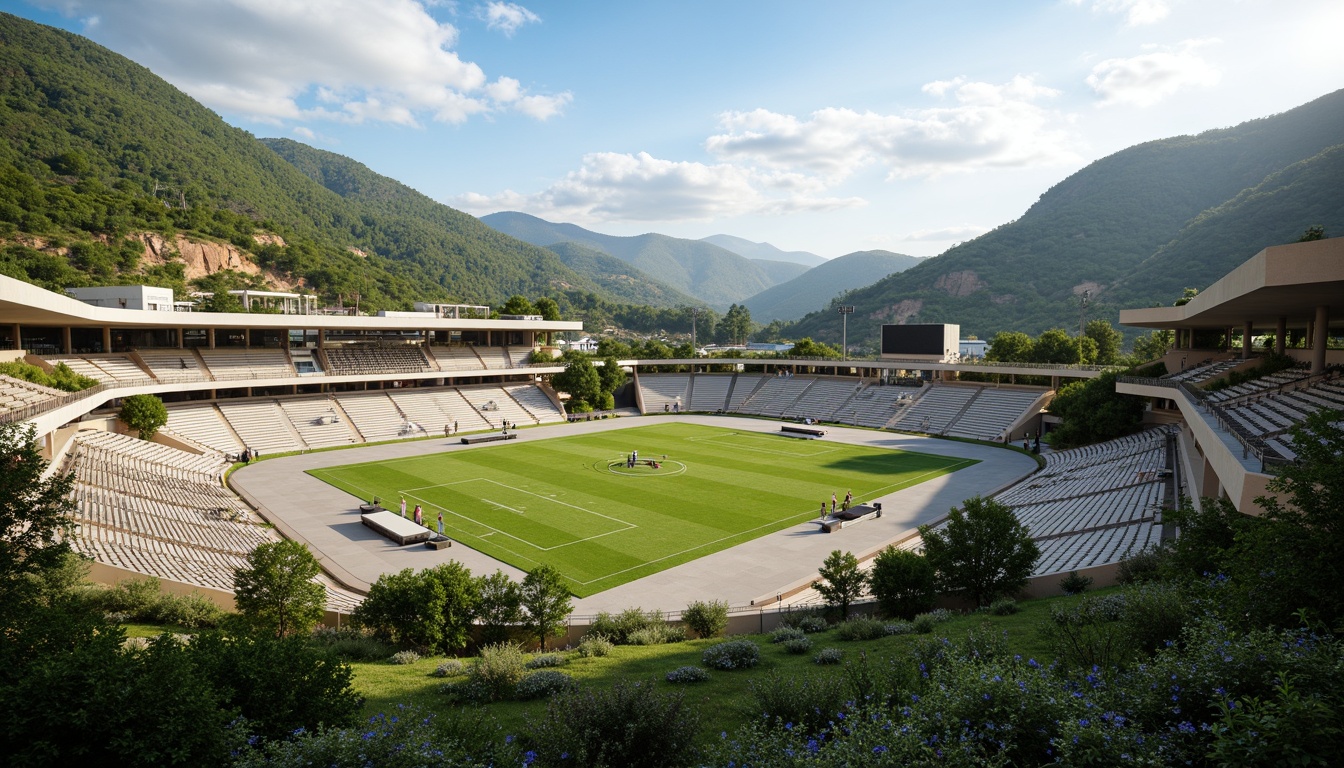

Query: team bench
left=781, top=425, right=827, bottom=438
left=460, top=432, right=518, bottom=445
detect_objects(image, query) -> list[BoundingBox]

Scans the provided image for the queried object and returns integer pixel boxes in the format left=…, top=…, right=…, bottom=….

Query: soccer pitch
left=307, top=423, right=977, bottom=596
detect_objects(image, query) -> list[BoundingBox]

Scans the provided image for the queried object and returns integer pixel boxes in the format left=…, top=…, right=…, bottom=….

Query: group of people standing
left=819, top=489, right=854, bottom=518
left=400, top=495, right=445, bottom=536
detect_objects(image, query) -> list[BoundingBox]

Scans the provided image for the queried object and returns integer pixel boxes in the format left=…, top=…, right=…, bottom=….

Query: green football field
left=307, top=422, right=977, bottom=596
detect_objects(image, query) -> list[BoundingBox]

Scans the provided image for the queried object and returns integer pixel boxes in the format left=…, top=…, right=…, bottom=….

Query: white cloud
left=1086, top=40, right=1221, bottom=107
left=481, top=1, right=539, bottom=36
left=1072, top=0, right=1172, bottom=26
left=900, top=224, right=990, bottom=242
left=292, top=126, right=316, bottom=140
left=30, top=0, right=567, bottom=125
left=454, top=151, right=865, bottom=223
left=705, top=76, right=1079, bottom=180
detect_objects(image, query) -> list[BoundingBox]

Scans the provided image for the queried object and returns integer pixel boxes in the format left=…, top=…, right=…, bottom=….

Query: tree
left=1173, top=287, right=1199, bottom=306
left=986, top=331, right=1034, bottom=362
left=500, top=295, right=537, bottom=316
left=920, top=496, right=1039, bottom=607
left=1084, top=319, right=1124, bottom=366
left=232, top=540, right=326, bottom=638
left=1296, top=225, right=1326, bottom=242
left=476, top=570, right=523, bottom=645
left=0, top=422, right=75, bottom=606
left=597, top=354, right=626, bottom=396
left=720, top=304, right=752, bottom=345
left=789, top=337, right=841, bottom=359
left=1033, top=328, right=1089, bottom=365
left=1045, top=370, right=1144, bottom=447
left=682, top=599, right=729, bottom=639
left=534, top=296, right=561, bottom=321
left=520, top=564, right=572, bottom=651
left=1132, top=329, right=1174, bottom=362
left=118, top=394, right=168, bottom=440
left=813, top=550, right=866, bottom=619
left=201, top=290, right=245, bottom=313
left=868, top=546, right=936, bottom=619
left=424, top=561, right=479, bottom=653
left=551, top=352, right=602, bottom=411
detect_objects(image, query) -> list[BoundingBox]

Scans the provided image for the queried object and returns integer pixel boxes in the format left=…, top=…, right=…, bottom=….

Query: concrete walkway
left=229, top=415, right=1039, bottom=614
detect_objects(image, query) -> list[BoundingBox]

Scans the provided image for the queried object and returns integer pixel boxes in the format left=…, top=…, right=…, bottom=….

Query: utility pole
left=690, top=307, right=700, bottom=356
left=838, top=306, right=855, bottom=361
left=1078, top=290, right=1090, bottom=365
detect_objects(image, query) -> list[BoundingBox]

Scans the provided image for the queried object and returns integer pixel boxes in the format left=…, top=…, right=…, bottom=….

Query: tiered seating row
left=323, top=346, right=431, bottom=376
left=640, top=375, right=689, bottom=412
left=334, top=393, right=408, bottom=441
left=1205, top=367, right=1312, bottom=404
left=726, top=375, right=765, bottom=410
left=943, top=388, right=1044, bottom=441
left=1161, top=358, right=1240, bottom=383
left=164, top=404, right=245, bottom=456
left=197, top=348, right=295, bottom=380
left=135, top=349, right=208, bottom=381
left=0, top=373, right=65, bottom=416
left=472, top=346, right=512, bottom=370
left=736, top=375, right=816, bottom=416
left=1033, top=522, right=1161, bottom=575
left=503, top=384, right=566, bottom=423
left=217, top=400, right=306, bottom=454
left=46, top=355, right=146, bottom=382
left=689, top=374, right=733, bottom=412
left=890, top=386, right=980, bottom=434
left=72, top=429, right=228, bottom=477
left=278, top=399, right=359, bottom=448
left=1012, top=484, right=1162, bottom=539
left=428, top=346, right=486, bottom=371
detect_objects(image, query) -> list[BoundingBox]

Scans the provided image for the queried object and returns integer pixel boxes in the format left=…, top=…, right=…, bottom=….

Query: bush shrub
left=813, top=647, right=844, bottom=665
left=588, top=607, right=667, bottom=645
left=1044, top=593, right=1132, bottom=671
left=627, top=623, right=686, bottom=646
left=575, top=634, right=613, bottom=658
left=989, top=598, right=1019, bottom=616
left=770, top=625, right=806, bottom=644
left=702, top=639, right=761, bottom=670
left=682, top=599, right=729, bottom=639
left=468, top=642, right=527, bottom=701
left=516, top=670, right=576, bottom=700
left=151, top=593, right=225, bottom=629
left=834, top=617, right=886, bottom=641
left=884, top=621, right=916, bottom=636
left=1117, top=544, right=1172, bottom=584
left=308, top=626, right=394, bottom=662
left=794, top=614, right=829, bottom=633
left=432, top=660, right=464, bottom=678
left=665, top=665, right=711, bottom=684
left=524, top=680, right=699, bottom=768
left=781, top=636, right=813, bottom=654
left=748, top=671, right=850, bottom=736
left=525, top=652, right=566, bottom=669
left=389, top=650, right=421, bottom=665
left=1059, top=570, right=1093, bottom=595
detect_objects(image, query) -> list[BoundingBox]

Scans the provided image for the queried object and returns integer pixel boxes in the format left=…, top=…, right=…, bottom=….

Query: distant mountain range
left=782, top=88, right=1344, bottom=348
left=483, top=211, right=799, bottom=309
left=698, top=235, right=826, bottom=267
left=743, top=250, right=923, bottom=322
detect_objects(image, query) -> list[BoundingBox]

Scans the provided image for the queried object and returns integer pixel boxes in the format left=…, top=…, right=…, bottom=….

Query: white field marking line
left=482, top=498, right=525, bottom=515
left=569, top=455, right=979, bottom=586
left=306, top=469, right=380, bottom=506
left=403, top=477, right=637, bottom=552
left=683, top=432, right=843, bottom=458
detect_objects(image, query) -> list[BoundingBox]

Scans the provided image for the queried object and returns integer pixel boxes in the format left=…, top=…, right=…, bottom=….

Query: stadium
left=2, top=236, right=1341, bottom=634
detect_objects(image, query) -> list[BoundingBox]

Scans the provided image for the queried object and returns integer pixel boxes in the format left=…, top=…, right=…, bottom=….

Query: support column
left=1312, top=305, right=1329, bottom=374
left=9, top=324, right=19, bottom=352
left=102, top=326, right=111, bottom=354
left=1275, top=316, right=1286, bottom=355
left=61, top=326, right=72, bottom=355
left=208, top=328, right=215, bottom=349
left=1242, top=320, right=1253, bottom=359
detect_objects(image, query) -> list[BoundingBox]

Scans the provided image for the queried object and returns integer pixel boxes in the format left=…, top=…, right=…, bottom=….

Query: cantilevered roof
left=1119, top=238, right=1344, bottom=330
left=0, top=275, right=581, bottom=333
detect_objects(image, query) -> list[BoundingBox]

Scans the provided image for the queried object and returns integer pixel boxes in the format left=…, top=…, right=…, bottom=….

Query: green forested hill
left=743, top=250, right=923, bottom=322
left=542, top=241, right=702, bottom=308
left=782, top=89, right=1344, bottom=349
left=0, top=12, right=605, bottom=310
left=701, top=234, right=826, bottom=267
left=481, top=211, right=783, bottom=309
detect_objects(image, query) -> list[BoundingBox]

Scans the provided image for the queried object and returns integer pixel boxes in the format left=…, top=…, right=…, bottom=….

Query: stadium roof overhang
left=1119, top=239, right=1344, bottom=331
left=0, top=276, right=582, bottom=333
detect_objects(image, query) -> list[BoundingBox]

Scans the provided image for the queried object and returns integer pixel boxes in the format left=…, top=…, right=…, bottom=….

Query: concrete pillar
left=9, top=324, right=18, bottom=351
left=1242, top=320, right=1253, bottom=359
left=1275, top=316, right=1286, bottom=355
left=178, top=327, right=185, bottom=349
left=102, top=326, right=111, bottom=353
left=1312, top=305, right=1329, bottom=374
left=207, top=328, right=215, bottom=349
left=61, top=326, right=72, bottom=355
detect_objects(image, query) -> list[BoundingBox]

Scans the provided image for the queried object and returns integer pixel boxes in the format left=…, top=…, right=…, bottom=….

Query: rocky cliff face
left=134, top=233, right=300, bottom=289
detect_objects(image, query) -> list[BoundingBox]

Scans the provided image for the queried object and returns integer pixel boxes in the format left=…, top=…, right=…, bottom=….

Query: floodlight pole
left=690, top=307, right=701, bottom=356
left=838, top=306, right=855, bottom=361
left=1077, top=290, right=1090, bottom=365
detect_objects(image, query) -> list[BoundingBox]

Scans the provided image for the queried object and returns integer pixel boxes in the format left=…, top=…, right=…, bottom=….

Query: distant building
left=746, top=342, right=794, bottom=353
left=568, top=336, right=599, bottom=353
left=959, top=339, right=987, bottom=360
left=67, top=285, right=174, bottom=312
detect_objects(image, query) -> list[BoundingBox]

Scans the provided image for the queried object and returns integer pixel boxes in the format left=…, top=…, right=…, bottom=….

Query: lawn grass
left=347, top=589, right=1109, bottom=746
left=307, top=422, right=976, bottom=596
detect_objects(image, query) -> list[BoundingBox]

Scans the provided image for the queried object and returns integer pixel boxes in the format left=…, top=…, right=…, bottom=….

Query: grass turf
left=307, top=422, right=977, bottom=596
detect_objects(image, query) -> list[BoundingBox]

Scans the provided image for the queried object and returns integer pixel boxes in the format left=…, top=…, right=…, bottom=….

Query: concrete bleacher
left=472, top=346, right=512, bottom=369
left=46, top=355, right=146, bottom=383
left=164, top=404, right=245, bottom=456
left=386, top=389, right=453, bottom=435
left=640, top=374, right=689, bottom=412
left=736, top=375, right=817, bottom=417
left=847, top=385, right=920, bottom=428
left=0, top=373, right=65, bottom=416
left=436, top=388, right=495, bottom=431
left=466, top=385, right=538, bottom=425
left=943, top=388, right=1046, bottom=441
left=427, top=345, right=486, bottom=372
left=1161, top=358, right=1241, bottom=383
left=135, top=349, right=208, bottom=381
left=503, top=384, right=566, bottom=423
left=726, top=374, right=765, bottom=410
left=198, top=348, right=295, bottom=380
left=505, top=346, right=534, bottom=367
left=1033, top=521, right=1161, bottom=575
left=217, top=400, right=307, bottom=454
left=787, top=377, right=862, bottom=422
left=689, top=374, right=733, bottom=411
left=278, top=398, right=360, bottom=449
left=334, top=392, right=408, bottom=442
left=323, top=346, right=431, bottom=376
left=890, top=385, right=980, bottom=434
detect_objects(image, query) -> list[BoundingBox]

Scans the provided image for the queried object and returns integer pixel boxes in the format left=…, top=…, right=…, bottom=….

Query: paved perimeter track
left=229, top=415, right=1038, bottom=613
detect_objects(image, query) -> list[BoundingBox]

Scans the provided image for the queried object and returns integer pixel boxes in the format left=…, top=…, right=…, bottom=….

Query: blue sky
left=9, top=0, right=1344, bottom=258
